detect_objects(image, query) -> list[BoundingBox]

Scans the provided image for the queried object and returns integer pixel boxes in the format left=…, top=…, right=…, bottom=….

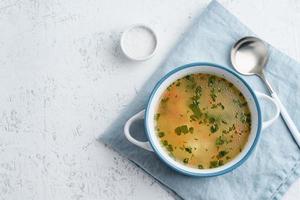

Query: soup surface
left=154, top=73, right=251, bottom=169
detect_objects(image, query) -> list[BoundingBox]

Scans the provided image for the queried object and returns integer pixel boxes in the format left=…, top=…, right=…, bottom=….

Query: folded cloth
left=98, top=1, right=300, bottom=199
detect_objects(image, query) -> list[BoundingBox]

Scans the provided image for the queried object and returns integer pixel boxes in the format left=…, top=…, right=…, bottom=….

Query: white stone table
left=0, top=0, right=299, bottom=199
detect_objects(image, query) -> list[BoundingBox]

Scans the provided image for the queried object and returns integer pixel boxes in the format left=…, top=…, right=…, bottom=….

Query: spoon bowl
left=231, top=36, right=268, bottom=76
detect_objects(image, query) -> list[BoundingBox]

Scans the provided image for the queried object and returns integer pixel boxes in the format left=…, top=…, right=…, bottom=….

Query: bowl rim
left=144, top=62, right=262, bottom=177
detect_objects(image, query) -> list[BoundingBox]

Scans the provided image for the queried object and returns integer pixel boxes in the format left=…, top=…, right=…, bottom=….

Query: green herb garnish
left=189, top=85, right=203, bottom=118
left=221, top=120, right=227, bottom=124
left=189, top=103, right=202, bottom=118
left=181, top=125, right=189, bottom=134
left=211, top=104, right=218, bottom=109
left=185, top=75, right=197, bottom=89
left=175, top=127, right=182, bottom=135
left=210, top=88, right=217, bottom=102
left=209, top=160, right=224, bottom=168
left=210, top=124, right=219, bottom=133
left=217, top=150, right=228, bottom=158
left=175, top=125, right=190, bottom=135
left=210, top=161, right=219, bottom=168
left=162, top=140, right=168, bottom=146
left=194, top=86, right=202, bottom=99
left=183, top=158, right=189, bottom=164
left=158, top=132, right=165, bottom=138
left=240, top=112, right=251, bottom=124
left=208, top=76, right=216, bottom=86
left=233, top=99, right=247, bottom=107
left=211, top=103, right=224, bottom=109
left=198, top=164, right=204, bottom=169
left=235, top=112, right=239, bottom=119
left=167, top=144, right=173, bottom=152
left=222, top=124, right=235, bottom=134
left=185, top=147, right=192, bottom=154
left=190, top=115, right=198, bottom=122
left=161, top=97, right=169, bottom=103
left=217, top=102, right=225, bottom=110
left=215, top=136, right=225, bottom=146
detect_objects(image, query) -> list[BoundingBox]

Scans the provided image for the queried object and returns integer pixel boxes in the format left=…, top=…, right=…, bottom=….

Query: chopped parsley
left=161, top=97, right=169, bottom=103
left=210, top=88, right=217, bottom=102
left=167, top=144, right=173, bottom=152
left=217, top=150, right=228, bottom=158
left=181, top=125, right=189, bottom=134
left=190, top=115, right=198, bottom=122
left=209, top=117, right=215, bottom=123
left=162, top=140, right=168, bottom=146
left=221, top=120, right=227, bottom=124
left=222, top=124, right=236, bottom=134
left=208, top=76, right=216, bottom=87
left=210, top=160, right=224, bottom=168
left=198, top=164, right=204, bottom=169
left=233, top=99, right=247, bottom=107
left=210, top=124, right=219, bottom=133
left=240, top=112, right=251, bottom=124
left=175, top=127, right=182, bottom=135
left=183, top=158, right=189, bottom=164
left=189, top=103, right=202, bottom=118
left=158, top=132, right=165, bottom=138
left=218, top=103, right=225, bottom=110
left=194, top=86, right=202, bottom=99
left=211, top=102, right=225, bottom=110
left=185, top=147, right=192, bottom=154
left=175, top=125, right=192, bottom=135
left=188, top=85, right=203, bottom=119
left=211, top=104, right=218, bottom=109
left=185, top=75, right=197, bottom=89
left=215, top=136, right=226, bottom=146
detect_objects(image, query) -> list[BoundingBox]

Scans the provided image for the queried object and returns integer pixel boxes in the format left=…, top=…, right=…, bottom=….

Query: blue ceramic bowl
left=124, top=63, right=280, bottom=176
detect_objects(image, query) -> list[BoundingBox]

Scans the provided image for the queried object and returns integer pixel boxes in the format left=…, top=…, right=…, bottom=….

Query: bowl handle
left=124, top=110, right=153, bottom=152
left=255, top=91, right=280, bottom=130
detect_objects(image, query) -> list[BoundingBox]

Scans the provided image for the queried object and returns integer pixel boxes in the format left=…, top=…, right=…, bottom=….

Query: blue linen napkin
left=98, top=1, right=300, bottom=199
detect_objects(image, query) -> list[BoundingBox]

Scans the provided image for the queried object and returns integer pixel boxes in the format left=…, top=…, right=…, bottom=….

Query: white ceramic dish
left=120, top=24, right=158, bottom=61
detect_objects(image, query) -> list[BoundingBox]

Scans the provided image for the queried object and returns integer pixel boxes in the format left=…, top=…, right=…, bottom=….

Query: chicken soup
left=154, top=74, right=251, bottom=169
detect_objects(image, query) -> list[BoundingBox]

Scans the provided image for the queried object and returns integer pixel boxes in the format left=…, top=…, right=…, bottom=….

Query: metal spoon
left=231, top=36, right=300, bottom=147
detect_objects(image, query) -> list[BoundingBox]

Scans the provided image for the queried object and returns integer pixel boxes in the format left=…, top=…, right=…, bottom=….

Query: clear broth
left=154, top=74, right=251, bottom=169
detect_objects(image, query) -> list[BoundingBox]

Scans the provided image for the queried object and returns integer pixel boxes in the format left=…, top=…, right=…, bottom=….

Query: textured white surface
left=0, top=0, right=299, bottom=199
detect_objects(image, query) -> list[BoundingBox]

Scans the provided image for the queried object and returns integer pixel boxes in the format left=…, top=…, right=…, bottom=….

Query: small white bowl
left=120, top=24, right=158, bottom=61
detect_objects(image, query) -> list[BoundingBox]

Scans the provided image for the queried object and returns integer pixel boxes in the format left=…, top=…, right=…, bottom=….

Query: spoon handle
left=271, top=92, right=300, bottom=147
